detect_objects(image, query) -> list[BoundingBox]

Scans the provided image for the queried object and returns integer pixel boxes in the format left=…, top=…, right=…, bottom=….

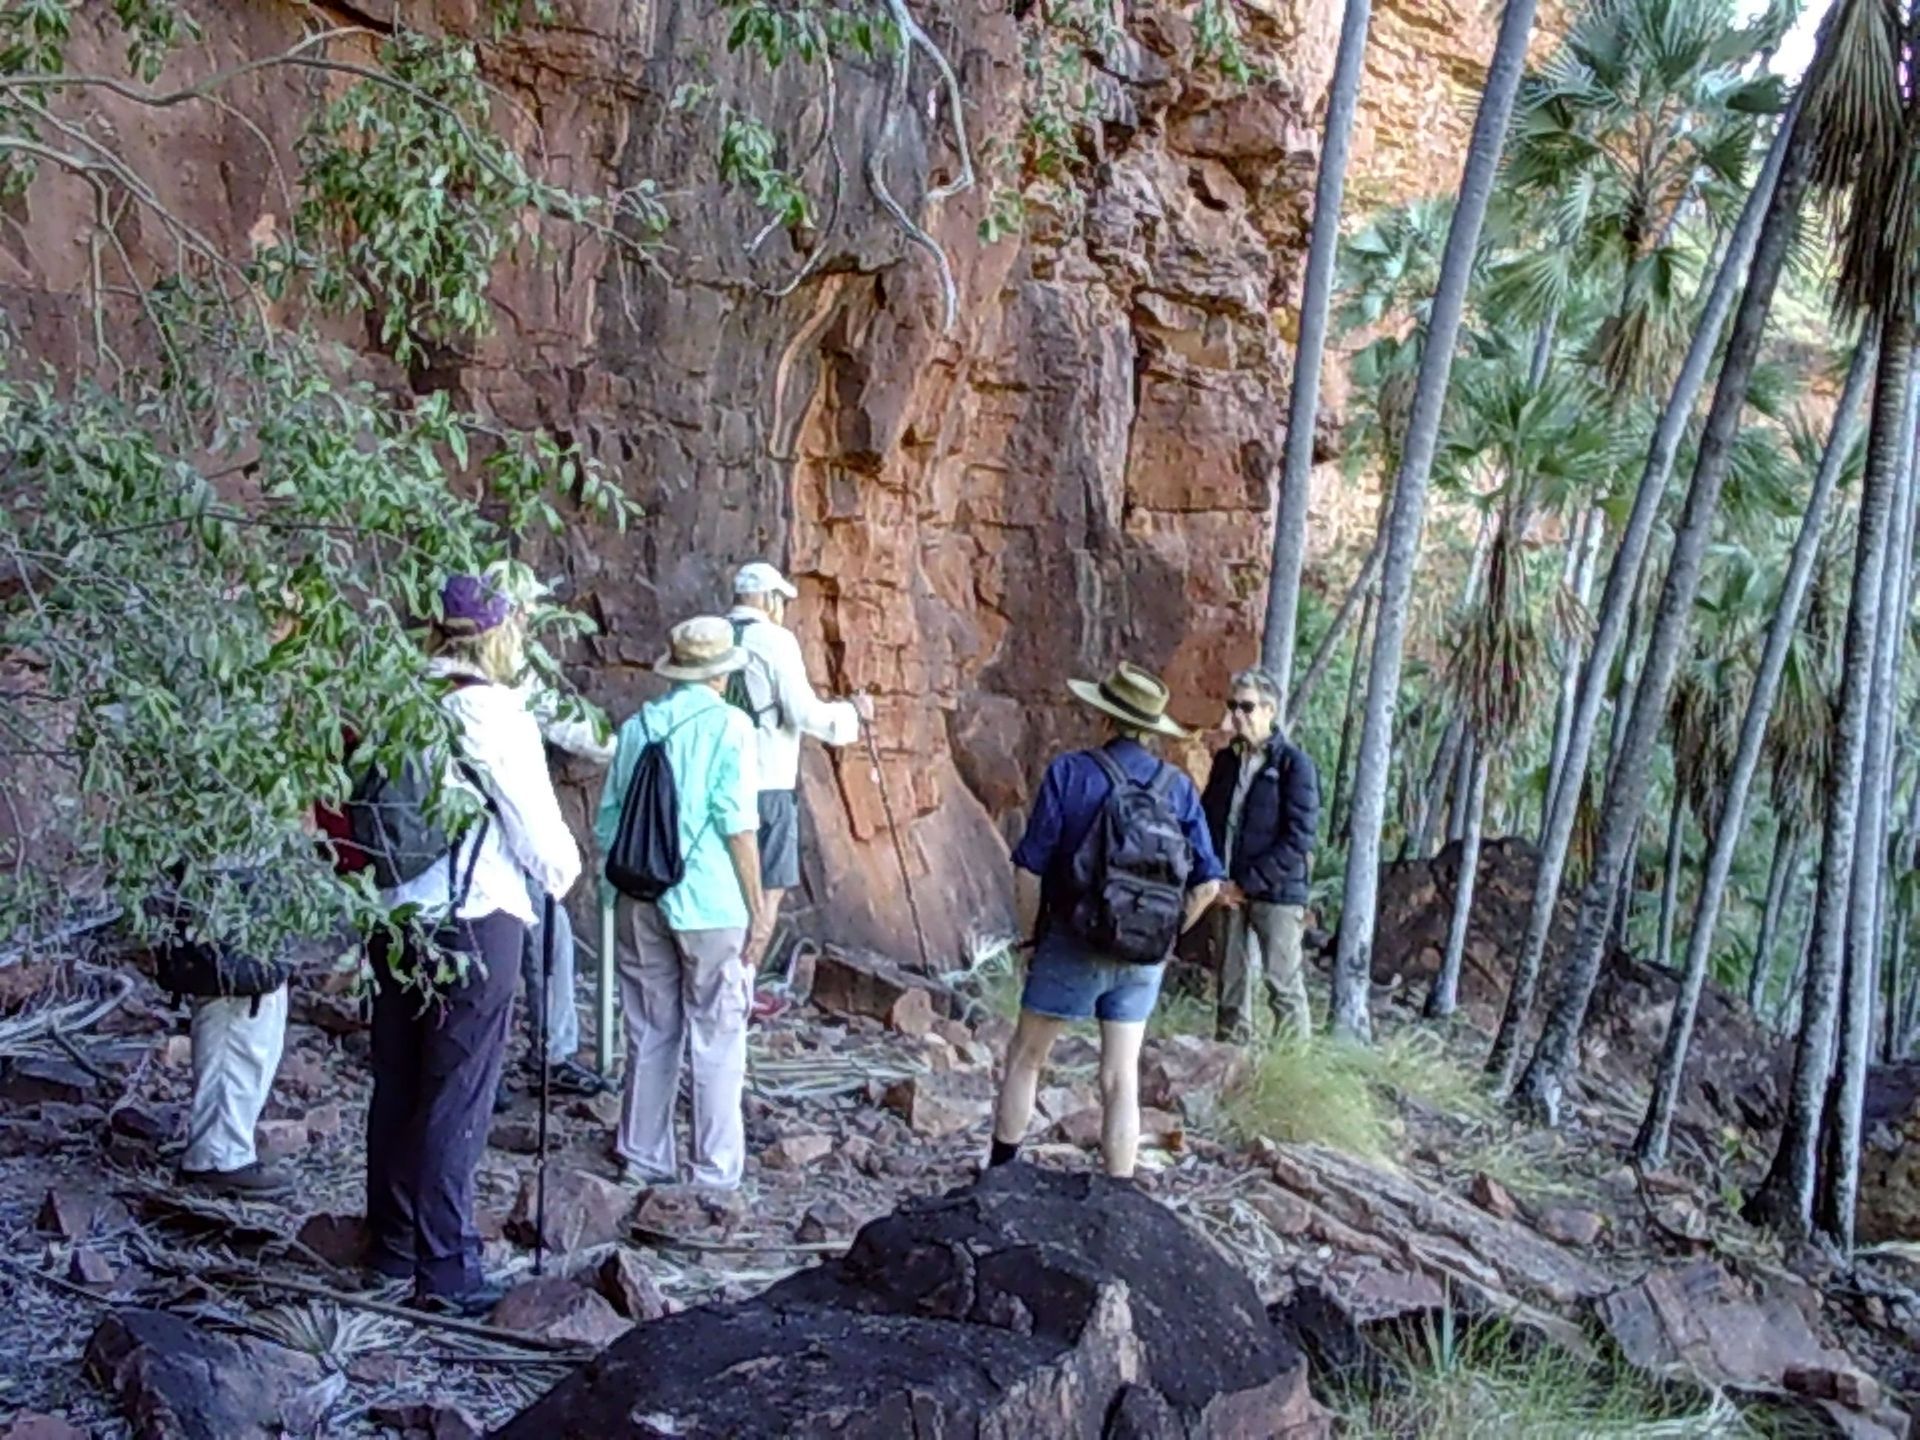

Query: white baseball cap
left=734, top=561, right=799, bottom=600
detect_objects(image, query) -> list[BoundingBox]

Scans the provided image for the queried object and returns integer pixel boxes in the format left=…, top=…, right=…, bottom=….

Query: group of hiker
left=150, top=561, right=1320, bottom=1317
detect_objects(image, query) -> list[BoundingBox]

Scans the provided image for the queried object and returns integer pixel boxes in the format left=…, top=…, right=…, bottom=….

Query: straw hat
left=655, top=615, right=748, bottom=682
left=1067, top=662, right=1189, bottom=739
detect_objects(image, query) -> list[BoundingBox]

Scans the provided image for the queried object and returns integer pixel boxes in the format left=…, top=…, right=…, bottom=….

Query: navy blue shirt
left=1012, top=740, right=1225, bottom=940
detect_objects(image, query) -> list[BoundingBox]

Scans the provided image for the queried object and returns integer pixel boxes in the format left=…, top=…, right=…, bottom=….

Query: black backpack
left=344, top=678, right=494, bottom=901
left=722, top=617, right=775, bottom=726
left=1066, top=749, right=1194, bottom=965
left=605, top=709, right=714, bottom=902
left=146, top=868, right=296, bottom=1008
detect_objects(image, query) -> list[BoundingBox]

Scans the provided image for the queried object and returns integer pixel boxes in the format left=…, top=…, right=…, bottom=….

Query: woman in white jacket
left=363, top=574, right=580, bottom=1316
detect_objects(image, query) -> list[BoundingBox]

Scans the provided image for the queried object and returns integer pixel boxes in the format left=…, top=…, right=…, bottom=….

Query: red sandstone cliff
left=5, top=0, right=1554, bottom=962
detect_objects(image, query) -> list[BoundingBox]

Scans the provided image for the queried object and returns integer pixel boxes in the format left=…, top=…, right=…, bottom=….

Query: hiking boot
left=409, top=1278, right=509, bottom=1321
left=620, top=1161, right=677, bottom=1190
left=178, top=1162, right=294, bottom=1199
left=538, top=1058, right=611, bottom=1097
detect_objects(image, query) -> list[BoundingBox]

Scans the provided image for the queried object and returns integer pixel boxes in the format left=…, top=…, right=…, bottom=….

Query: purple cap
left=440, top=574, right=510, bottom=634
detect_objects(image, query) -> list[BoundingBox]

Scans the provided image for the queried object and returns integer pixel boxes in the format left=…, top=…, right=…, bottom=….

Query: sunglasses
left=1226, top=700, right=1266, bottom=715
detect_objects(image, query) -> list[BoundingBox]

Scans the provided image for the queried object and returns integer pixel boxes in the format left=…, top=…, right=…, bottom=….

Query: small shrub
left=1218, top=1038, right=1399, bottom=1160
left=1336, top=1307, right=1741, bottom=1438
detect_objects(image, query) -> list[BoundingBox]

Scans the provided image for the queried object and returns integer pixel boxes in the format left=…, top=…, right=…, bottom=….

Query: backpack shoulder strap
left=1145, top=760, right=1182, bottom=805
left=1086, top=746, right=1131, bottom=793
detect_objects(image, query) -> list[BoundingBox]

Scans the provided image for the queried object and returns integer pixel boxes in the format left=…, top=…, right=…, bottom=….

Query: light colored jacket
left=384, top=658, right=582, bottom=925
left=727, top=605, right=858, bottom=792
left=515, top=673, right=614, bottom=765
left=595, top=684, right=758, bottom=931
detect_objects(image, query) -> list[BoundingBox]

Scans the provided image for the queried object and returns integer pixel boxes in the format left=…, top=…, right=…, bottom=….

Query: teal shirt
left=595, top=684, right=759, bottom=932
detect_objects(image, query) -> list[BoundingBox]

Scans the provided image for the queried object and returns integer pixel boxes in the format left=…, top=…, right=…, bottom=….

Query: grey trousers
left=1218, top=902, right=1311, bottom=1044
left=617, top=904, right=750, bottom=1189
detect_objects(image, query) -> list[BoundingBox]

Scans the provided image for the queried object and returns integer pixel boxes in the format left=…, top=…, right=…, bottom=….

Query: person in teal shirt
left=596, top=616, right=767, bottom=1190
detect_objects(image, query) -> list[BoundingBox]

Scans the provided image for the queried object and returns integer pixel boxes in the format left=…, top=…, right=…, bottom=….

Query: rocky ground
left=0, top=842, right=1916, bottom=1437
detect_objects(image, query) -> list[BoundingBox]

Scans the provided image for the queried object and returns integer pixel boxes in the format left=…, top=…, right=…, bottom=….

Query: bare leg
left=992, top=1008, right=1066, bottom=1148
left=1097, top=1019, right=1148, bottom=1178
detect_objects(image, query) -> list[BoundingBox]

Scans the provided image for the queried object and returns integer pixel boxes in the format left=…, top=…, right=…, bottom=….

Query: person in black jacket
left=1200, top=668, right=1321, bottom=1043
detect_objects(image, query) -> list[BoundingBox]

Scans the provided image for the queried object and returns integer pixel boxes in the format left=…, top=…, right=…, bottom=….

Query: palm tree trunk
left=1902, top=942, right=1920, bottom=1055
left=1752, top=826, right=1801, bottom=1015
left=1654, top=794, right=1686, bottom=975
left=1744, top=320, right=1914, bottom=1237
left=1880, top=870, right=1900, bottom=1062
left=1290, top=533, right=1385, bottom=727
left=1262, top=0, right=1375, bottom=713
left=1329, top=0, right=1542, bottom=1043
left=1485, top=105, right=1800, bottom=1087
left=1329, top=583, right=1376, bottom=842
left=1427, top=738, right=1490, bottom=1019
left=1631, top=329, right=1878, bottom=1165
left=1811, top=343, right=1919, bottom=1249
left=1414, top=718, right=1465, bottom=859
left=1448, top=728, right=1477, bottom=845
left=1544, top=509, right=1603, bottom=835
left=1509, top=107, right=1818, bottom=1124
left=1780, top=907, right=1814, bottom=1035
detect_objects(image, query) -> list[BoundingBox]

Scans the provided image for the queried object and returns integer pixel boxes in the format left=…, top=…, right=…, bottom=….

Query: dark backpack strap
left=1086, top=746, right=1133, bottom=794
left=1144, top=760, right=1180, bottom=805
left=446, top=756, right=499, bottom=912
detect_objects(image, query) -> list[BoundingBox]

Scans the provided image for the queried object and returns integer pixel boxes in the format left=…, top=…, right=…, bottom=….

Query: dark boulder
left=495, top=1165, right=1325, bottom=1438
left=83, top=1308, right=333, bottom=1439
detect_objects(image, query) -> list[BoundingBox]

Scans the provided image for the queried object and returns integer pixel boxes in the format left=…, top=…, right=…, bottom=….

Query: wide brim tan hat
left=1068, top=662, right=1189, bottom=739
left=654, top=615, right=749, bottom=682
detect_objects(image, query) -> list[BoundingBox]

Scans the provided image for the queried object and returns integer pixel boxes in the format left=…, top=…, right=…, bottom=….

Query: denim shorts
left=1020, top=935, right=1166, bottom=1024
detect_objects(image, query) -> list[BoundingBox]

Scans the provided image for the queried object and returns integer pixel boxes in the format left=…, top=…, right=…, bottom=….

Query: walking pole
left=534, top=892, right=554, bottom=1277
left=859, top=702, right=935, bottom=975
left=827, top=651, right=936, bottom=973
left=598, top=896, right=617, bottom=1076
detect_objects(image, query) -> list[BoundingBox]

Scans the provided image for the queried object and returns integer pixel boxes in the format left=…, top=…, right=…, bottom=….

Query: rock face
left=4, top=1, right=1552, bottom=961
left=495, top=1164, right=1327, bottom=1438
left=1370, top=838, right=1790, bottom=1138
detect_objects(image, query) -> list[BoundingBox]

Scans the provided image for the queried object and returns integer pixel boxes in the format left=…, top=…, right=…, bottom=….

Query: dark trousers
left=365, top=911, right=522, bottom=1297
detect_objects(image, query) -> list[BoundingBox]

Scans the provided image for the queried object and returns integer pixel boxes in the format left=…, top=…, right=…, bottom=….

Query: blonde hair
left=430, top=614, right=526, bottom=684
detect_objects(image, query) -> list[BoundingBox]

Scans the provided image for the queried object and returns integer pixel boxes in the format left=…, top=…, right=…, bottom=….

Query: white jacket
left=728, top=606, right=859, bottom=793
left=384, top=659, right=582, bottom=924
left=515, top=673, right=614, bottom=765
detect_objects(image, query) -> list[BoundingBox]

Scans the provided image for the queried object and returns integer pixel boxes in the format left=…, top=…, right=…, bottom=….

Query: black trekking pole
left=534, top=892, right=554, bottom=1277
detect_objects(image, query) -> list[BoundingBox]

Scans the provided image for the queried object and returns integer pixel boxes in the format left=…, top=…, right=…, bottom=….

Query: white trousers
left=181, top=985, right=289, bottom=1174
left=617, top=905, right=749, bottom=1189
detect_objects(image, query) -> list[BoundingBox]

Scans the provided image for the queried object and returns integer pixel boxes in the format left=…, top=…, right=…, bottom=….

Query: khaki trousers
left=618, top=904, right=750, bottom=1189
left=1218, top=902, right=1310, bottom=1044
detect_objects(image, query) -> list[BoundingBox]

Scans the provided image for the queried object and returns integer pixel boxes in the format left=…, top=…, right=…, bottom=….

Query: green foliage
left=256, top=32, right=666, bottom=370
left=0, top=6, right=649, bottom=973
left=724, top=0, right=889, bottom=67
left=1218, top=1030, right=1493, bottom=1159
left=718, top=107, right=813, bottom=228
left=1334, top=1308, right=1727, bottom=1438
left=1192, top=0, right=1255, bottom=84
